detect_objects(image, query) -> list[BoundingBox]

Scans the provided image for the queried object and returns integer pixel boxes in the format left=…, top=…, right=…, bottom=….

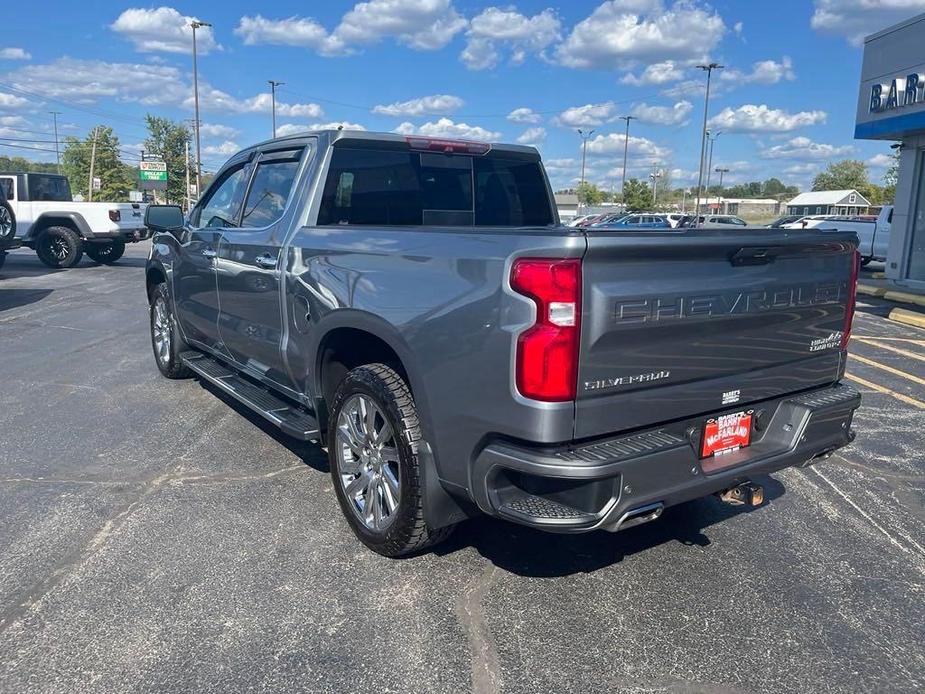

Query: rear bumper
left=471, top=383, right=860, bottom=532
left=86, top=227, right=150, bottom=243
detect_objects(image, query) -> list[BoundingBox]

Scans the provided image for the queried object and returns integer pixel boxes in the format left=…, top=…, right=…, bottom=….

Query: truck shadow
left=0, top=249, right=147, bottom=279
left=437, top=475, right=786, bottom=577
left=0, top=287, right=53, bottom=312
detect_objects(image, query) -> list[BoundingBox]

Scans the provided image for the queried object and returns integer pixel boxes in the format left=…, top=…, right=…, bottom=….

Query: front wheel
left=150, top=283, right=192, bottom=379
left=36, top=226, right=83, bottom=268
left=86, top=239, right=126, bottom=264
left=329, top=364, right=454, bottom=557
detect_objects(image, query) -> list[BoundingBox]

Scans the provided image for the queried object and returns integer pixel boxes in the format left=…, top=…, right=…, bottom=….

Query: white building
left=785, top=190, right=871, bottom=217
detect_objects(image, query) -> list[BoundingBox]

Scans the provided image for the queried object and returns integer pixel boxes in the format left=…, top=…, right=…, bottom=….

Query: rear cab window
left=317, top=144, right=554, bottom=227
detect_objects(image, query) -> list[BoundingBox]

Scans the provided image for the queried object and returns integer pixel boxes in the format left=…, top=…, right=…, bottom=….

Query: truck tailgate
left=575, top=228, right=857, bottom=439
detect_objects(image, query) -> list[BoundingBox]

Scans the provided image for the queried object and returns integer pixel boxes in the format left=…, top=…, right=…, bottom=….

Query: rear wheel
left=150, top=283, right=192, bottom=379
left=36, top=226, right=83, bottom=268
left=86, top=239, right=126, bottom=264
left=329, top=364, right=454, bottom=557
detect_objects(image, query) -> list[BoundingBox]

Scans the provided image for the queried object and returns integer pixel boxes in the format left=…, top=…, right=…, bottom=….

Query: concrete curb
left=883, top=290, right=925, bottom=307
left=889, top=307, right=925, bottom=330
left=857, top=283, right=888, bottom=298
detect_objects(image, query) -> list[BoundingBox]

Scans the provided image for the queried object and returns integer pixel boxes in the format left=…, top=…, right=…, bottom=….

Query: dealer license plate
left=700, top=411, right=753, bottom=458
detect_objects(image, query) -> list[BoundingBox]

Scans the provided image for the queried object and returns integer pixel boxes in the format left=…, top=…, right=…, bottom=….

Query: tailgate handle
left=730, top=247, right=775, bottom=266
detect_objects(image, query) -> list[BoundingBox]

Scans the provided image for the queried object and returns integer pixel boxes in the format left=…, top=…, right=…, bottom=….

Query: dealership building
left=856, top=12, right=925, bottom=287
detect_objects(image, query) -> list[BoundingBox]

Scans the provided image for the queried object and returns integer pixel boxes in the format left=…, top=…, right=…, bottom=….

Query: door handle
left=254, top=253, right=278, bottom=269
left=201, top=248, right=217, bottom=259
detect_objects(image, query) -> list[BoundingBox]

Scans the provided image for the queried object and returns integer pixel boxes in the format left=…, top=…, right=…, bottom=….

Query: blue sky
left=1, top=0, right=922, bottom=191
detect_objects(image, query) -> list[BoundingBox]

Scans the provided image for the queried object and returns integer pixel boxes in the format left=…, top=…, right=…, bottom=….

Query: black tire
left=0, top=200, right=15, bottom=241
left=36, top=226, right=83, bottom=268
left=149, top=283, right=192, bottom=379
left=329, top=364, right=454, bottom=557
left=85, top=239, right=126, bottom=264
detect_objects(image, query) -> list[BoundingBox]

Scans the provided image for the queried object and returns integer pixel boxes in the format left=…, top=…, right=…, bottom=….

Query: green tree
left=0, top=155, right=59, bottom=174
left=623, top=178, right=654, bottom=211
left=143, top=115, right=194, bottom=205
left=61, top=126, right=134, bottom=201
left=576, top=181, right=605, bottom=205
left=882, top=148, right=900, bottom=203
left=762, top=177, right=787, bottom=197
left=812, top=160, right=869, bottom=192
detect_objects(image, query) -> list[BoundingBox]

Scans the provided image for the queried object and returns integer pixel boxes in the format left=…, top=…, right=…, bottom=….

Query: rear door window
left=0, top=177, right=12, bottom=201
left=317, top=146, right=553, bottom=227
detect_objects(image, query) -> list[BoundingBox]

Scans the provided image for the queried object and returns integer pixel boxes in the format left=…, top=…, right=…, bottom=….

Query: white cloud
left=517, top=127, right=546, bottom=145
left=507, top=107, right=542, bottom=124
left=202, top=141, right=240, bottom=157
left=111, top=7, right=219, bottom=54
left=709, top=104, right=827, bottom=132
left=868, top=153, right=895, bottom=167
left=784, top=163, right=820, bottom=175
left=621, top=60, right=682, bottom=85
left=631, top=100, right=693, bottom=125
left=393, top=117, right=501, bottom=141
left=760, top=136, right=855, bottom=160
left=276, top=122, right=367, bottom=137
left=555, top=1, right=725, bottom=69
left=0, top=92, right=29, bottom=109
left=461, top=7, right=561, bottom=70
left=733, top=21, right=744, bottom=36
left=554, top=101, right=617, bottom=128
left=199, top=123, right=240, bottom=139
left=372, top=94, right=463, bottom=117
left=660, top=79, right=706, bottom=99
left=236, top=0, right=466, bottom=56
left=0, top=115, right=28, bottom=127
left=811, top=0, right=925, bottom=45
left=0, top=47, right=31, bottom=60
left=586, top=132, right=670, bottom=159
left=721, top=57, right=795, bottom=85
left=192, top=85, right=324, bottom=117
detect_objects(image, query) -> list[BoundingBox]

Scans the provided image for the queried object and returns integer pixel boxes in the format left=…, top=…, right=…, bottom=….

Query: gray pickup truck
left=144, top=130, right=861, bottom=557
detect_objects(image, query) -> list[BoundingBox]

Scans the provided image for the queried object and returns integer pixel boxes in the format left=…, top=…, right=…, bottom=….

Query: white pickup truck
left=0, top=172, right=149, bottom=268
left=784, top=205, right=892, bottom=266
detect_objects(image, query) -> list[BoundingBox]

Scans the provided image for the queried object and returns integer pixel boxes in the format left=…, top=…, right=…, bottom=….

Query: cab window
left=240, top=149, right=304, bottom=228
left=0, top=177, right=12, bottom=201
left=191, top=164, right=250, bottom=229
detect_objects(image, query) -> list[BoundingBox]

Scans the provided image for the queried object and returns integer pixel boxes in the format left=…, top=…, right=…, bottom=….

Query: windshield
left=29, top=175, right=72, bottom=201
left=318, top=147, right=554, bottom=227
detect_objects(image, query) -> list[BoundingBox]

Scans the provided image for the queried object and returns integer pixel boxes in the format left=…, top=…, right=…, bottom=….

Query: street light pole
left=705, top=131, right=722, bottom=195
left=694, top=63, right=723, bottom=224
left=50, top=111, right=61, bottom=173
left=649, top=167, right=662, bottom=206
left=619, top=115, right=635, bottom=209
left=268, top=80, right=284, bottom=138
left=190, top=19, right=211, bottom=202
left=715, top=167, right=729, bottom=213
left=577, top=128, right=594, bottom=211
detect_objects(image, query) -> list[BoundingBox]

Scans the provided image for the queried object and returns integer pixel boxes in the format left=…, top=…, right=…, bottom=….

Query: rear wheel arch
left=146, top=265, right=167, bottom=302
left=33, top=213, right=89, bottom=239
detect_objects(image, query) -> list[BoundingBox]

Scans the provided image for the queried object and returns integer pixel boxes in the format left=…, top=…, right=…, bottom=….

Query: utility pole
left=577, top=128, right=594, bottom=211
left=268, top=80, right=284, bottom=138
left=694, top=62, right=723, bottom=224
left=50, top=111, right=61, bottom=173
left=618, top=115, right=635, bottom=209
left=715, top=167, right=729, bottom=213
left=87, top=127, right=99, bottom=202
left=190, top=19, right=211, bottom=202
left=705, top=131, right=722, bottom=197
left=185, top=139, right=191, bottom=212
left=649, top=166, right=662, bottom=206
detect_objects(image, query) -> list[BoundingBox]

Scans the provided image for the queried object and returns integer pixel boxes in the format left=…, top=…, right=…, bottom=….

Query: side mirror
left=144, top=204, right=184, bottom=233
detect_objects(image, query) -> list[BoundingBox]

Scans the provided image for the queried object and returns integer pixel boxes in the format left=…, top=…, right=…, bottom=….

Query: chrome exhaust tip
left=607, top=502, right=664, bottom=532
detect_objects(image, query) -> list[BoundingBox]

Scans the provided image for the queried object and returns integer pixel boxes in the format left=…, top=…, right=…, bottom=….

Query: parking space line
left=849, top=353, right=925, bottom=386
left=810, top=467, right=925, bottom=563
left=854, top=337, right=925, bottom=362
left=851, top=335, right=925, bottom=344
left=845, top=373, right=925, bottom=409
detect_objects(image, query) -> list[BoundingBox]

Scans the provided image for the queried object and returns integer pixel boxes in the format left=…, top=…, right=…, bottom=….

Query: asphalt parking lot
left=1, top=243, right=923, bottom=693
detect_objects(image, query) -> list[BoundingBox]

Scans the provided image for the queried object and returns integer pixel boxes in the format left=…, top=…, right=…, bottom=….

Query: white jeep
left=0, top=172, right=149, bottom=268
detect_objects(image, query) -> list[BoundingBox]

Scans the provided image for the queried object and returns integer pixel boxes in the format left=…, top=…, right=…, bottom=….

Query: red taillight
left=108, top=209, right=121, bottom=222
left=841, top=250, right=860, bottom=349
left=511, top=258, right=581, bottom=402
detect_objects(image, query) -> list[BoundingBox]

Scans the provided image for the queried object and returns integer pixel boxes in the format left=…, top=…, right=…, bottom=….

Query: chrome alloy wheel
left=152, top=297, right=172, bottom=365
left=0, top=207, right=11, bottom=237
left=335, top=394, right=401, bottom=531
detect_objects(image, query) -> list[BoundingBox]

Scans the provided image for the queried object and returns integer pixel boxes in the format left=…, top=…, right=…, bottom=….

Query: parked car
left=588, top=213, right=629, bottom=227
left=145, top=130, right=861, bottom=557
left=0, top=180, right=21, bottom=271
left=595, top=213, right=671, bottom=229
left=783, top=206, right=892, bottom=265
left=767, top=214, right=804, bottom=228
left=0, top=172, right=149, bottom=268
left=666, top=213, right=686, bottom=228
left=700, top=214, right=748, bottom=227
